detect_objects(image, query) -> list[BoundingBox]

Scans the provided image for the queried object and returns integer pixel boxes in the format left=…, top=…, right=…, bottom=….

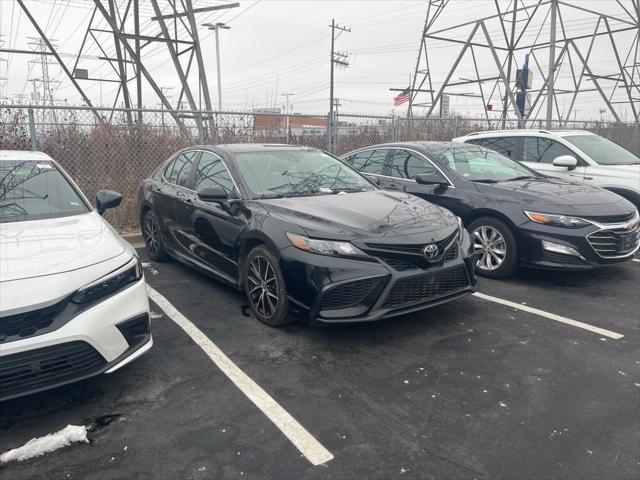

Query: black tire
left=467, top=216, right=519, bottom=279
left=142, top=209, right=169, bottom=262
left=243, top=245, right=291, bottom=326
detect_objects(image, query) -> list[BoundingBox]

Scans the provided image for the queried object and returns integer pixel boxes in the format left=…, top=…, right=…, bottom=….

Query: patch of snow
left=404, top=380, right=410, bottom=384
left=617, top=370, right=627, bottom=376
left=0, top=425, right=88, bottom=465
left=586, top=450, right=593, bottom=455
left=400, top=467, right=409, bottom=473
left=498, top=401, right=507, bottom=408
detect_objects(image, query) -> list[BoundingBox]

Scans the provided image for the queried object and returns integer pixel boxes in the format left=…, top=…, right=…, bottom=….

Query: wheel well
left=462, top=210, right=518, bottom=232
left=140, top=204, right=151, bottom=229
left=237, top=238, right=266, bottom=272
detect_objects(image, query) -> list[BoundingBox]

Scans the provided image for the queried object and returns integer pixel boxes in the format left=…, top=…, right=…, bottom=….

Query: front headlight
left=286, top=232, right=368, bottom=258
left=71, top=257, right=143, bottom=304
left=524, top=211, right=592, bottom=229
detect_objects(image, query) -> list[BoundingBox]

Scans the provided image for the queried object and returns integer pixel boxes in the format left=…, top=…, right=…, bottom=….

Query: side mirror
left=552, top=155, right=577, bottom=170
left=197, top=186, right=228, bottom=202
left=96, top=190, right=122, bottom=215
left=415, top=173, right=448, bottom=186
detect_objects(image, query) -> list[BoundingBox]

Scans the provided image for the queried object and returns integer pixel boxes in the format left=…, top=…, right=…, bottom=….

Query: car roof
left=344, top=141, right=469, bottom=155
left=196, top=143, right=321, bottom=154
left=0, top=150, right=55, bottom=162
left=459, top=129, right=595, bottom=138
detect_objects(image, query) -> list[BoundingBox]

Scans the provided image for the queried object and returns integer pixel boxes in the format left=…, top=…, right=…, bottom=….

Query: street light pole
left=203, top=22, right=230, bottom=112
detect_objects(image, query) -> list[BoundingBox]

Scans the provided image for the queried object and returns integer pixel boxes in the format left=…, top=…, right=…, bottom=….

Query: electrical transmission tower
left=27, top=37, right=60, bottom=124
left=7, top=0, right=239, bottom=139
left=408, top=0, right=640, bottom=126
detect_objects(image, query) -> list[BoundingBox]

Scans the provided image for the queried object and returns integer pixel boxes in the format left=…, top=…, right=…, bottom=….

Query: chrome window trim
left=343, top=147, right=456, bottom=189
left=161, top=149, right=241, bottom=197
left=194, top=149, right=242, bottom=198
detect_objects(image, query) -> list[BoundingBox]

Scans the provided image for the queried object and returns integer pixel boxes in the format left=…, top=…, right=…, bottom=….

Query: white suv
left=0, top=151, right=152, bottom=401
left=453, top=130, right=640, bottom=210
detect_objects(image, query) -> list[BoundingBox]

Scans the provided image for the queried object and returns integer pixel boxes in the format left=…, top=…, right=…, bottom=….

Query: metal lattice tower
left=408, top=0, right=640, bottom=125
left=7, top=1, right=240, bottom=139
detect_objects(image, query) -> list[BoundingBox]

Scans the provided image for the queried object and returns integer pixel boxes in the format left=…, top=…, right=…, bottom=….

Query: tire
left=243, top=245, right=291, bottom=326
left=467, top=216, right=519, bottom=279
left=142, top=209, right=169, bottom=262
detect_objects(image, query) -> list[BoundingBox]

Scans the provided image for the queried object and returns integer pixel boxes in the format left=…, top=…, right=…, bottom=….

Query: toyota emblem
left=423, top=244, right=439, bottom=259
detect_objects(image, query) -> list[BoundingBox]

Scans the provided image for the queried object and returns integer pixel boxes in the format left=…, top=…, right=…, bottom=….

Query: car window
left=432, top=145, right=539, bottom=182
left=165, top=151, right=198, bottom=187
left=235, top=149, right=374, bottom=198
left=522, top=137, right=577, bottom=164
left=465, top=139, right=484, bottom=146
left=0, top=160, right=89, bottom=223
left=389, top=150, right=438, bottom=179
left=564, top=135, right=640, bottom=165
left=479, top=136, right=518, bottom=158
left=193, top=152, right=237, bottom=197
left=344, top=149, right=388, bottom=175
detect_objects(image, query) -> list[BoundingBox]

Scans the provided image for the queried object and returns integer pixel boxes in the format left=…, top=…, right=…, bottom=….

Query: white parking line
left=147, top=287, right=334, bottom=466
left=472, top=292, right=624, bottom=340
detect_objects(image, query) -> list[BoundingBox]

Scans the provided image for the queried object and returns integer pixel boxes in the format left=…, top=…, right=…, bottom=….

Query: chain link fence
left=1, top=104, right=638, bottom=230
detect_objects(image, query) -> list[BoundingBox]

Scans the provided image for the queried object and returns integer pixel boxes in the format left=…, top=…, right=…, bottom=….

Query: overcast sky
left=0, top=0, right=636, bottom=121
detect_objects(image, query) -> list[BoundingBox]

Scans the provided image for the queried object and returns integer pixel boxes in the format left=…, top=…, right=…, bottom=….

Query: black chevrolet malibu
left=139, top=144, right=477, bottom=326
left=342, top=142, right=639, bottom=278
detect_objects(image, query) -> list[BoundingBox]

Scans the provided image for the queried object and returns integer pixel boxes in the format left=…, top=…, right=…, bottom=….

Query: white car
left=0, top=151, right=152, bottom=401
left=453, top=130, right=640, bottom=210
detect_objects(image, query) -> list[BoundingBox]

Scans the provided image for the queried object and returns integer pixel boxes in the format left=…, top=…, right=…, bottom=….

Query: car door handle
left=176, top=191, right=187, bottom=197
left=584, top=176, right=594, bottom=180
left=387, top=184, right=398, bottom=190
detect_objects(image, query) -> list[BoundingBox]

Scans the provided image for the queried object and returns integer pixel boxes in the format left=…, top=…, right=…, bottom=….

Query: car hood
left=475, top=177, right=636, bottom=215
left=257, top=190, right=457, bottom=241
left=0, top=211, right=126, bottom=283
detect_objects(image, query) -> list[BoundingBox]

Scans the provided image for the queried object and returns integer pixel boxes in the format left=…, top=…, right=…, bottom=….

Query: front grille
left=0, top=341, right=106, bottom=401
left=587, top=226, right=640, bottom=258
left=365, top=230, right=457, bottom=255
left=545, top=251, right=585, bottom=265
left=377, top=255, right=418, bottom=271
left=0, top=299, right=69, bottom=344
left=582, top=212, right=636, bottom=224
left=320, top=277, right=383, bottom=310
left=382, top=266, right=470, bottom=308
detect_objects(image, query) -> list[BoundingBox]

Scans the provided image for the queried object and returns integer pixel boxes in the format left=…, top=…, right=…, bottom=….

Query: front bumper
left=0, top=278, right=152, bottom=402
left=517, top=220, right=640, bottom=270
left=279, top=244, right=477, bottom=324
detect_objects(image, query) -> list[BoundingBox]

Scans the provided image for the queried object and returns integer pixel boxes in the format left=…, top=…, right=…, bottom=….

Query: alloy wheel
left=247, top=255, right=279, bottom=318
left=471, top=225, right=507, bottom=271
left=144, top=213, right=159, bottom=256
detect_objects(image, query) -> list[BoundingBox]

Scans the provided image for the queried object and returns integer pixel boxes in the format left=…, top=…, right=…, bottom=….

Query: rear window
left=0, top=160, right=88, bottom=223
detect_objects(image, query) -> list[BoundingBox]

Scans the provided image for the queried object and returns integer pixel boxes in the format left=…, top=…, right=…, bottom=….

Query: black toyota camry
left=342, top=142, right=639, bottom=278
left=138, top=144, right=477, bottom=326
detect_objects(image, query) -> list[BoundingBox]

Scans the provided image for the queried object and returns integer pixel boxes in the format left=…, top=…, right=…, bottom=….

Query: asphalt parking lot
left=1, top=249, right=639, bottom=480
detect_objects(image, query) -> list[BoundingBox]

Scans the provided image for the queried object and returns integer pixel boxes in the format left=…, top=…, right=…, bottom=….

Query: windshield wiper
left=503, top=175, right=539, bottom=181
left=473, top=179, right=500, bottom=183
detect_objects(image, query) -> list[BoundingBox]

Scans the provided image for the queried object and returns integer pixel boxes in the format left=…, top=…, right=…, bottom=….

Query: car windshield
left=234, top=149, right=375, bottom=198
left=0, top=160, right=88, bottom=223
left=563, top=135, right=640, bottom=165
left=431, top=145, right=541, bottom=183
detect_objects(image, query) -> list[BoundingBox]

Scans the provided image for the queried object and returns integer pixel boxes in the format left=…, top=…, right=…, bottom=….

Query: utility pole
left=203, top=22, right=231, bottom=111
left=282, top=93, right=294, bottom=138
left=134, top=0, right=142, bottom=124
left=546, top=0, right=557, bottom=128
left=329, top=19, right=350, bottom=153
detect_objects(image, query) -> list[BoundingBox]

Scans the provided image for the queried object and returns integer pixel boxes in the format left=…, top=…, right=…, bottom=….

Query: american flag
left=393, top=87, right=411, bottom=106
